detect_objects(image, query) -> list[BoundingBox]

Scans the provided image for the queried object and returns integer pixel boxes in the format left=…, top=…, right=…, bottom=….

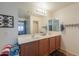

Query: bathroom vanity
left=18, top=32, right=61, bottom=56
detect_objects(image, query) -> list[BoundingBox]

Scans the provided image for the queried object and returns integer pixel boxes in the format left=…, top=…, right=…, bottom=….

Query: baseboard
left=59, top=48, right=77, bottom=56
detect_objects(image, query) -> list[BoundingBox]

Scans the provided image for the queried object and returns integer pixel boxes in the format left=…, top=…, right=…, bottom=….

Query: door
left=39, top=39, right=49, bottom=56
left=20, top=41, right=39, bottom=56
left=33, top=21, right=39, bottom=34
left=55, top=36, right=61, bottom=50
left=49, top=37, right=55, bottom=53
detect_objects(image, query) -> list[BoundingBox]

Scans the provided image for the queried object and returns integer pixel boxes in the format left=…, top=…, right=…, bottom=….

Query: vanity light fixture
left=33, top=8, right=47, bottom=16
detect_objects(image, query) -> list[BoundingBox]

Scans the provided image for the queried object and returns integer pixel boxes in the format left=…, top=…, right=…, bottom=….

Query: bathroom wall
left=0, top=3, right=18, bottom=52
left=52, top=3, right=79, bottom=55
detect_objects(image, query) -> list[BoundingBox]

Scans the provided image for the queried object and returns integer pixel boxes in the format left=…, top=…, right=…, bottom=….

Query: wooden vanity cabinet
left=49, top=37, right=55, bottom=53
left=20, top=41, right=39, bottom=56
left=20, top=35, right=61, bottom=56
left=38, top=39, right=49, bottom=56
left=55, top=36, right=61, bottom=50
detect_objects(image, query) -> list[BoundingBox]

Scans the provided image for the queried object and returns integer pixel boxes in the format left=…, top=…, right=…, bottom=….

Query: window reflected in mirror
left=18, top=21, right=27, bottom=35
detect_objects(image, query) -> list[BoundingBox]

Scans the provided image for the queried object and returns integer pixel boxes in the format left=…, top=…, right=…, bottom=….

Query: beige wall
left=0, top=3, right=18, bottom=52
left=52, top=3, right=79, bottom=55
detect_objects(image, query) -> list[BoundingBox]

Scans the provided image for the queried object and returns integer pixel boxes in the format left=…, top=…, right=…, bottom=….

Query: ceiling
left=17, top=2, right=75, bottom=17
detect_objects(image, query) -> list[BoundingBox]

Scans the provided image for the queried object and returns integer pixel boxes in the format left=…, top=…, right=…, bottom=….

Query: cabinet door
left=20, top=43, right=26, bottom=56
left=39, top=39, right=49, bottom=56
left=55, top=36, right=61, bottom=50
left=49, top=37, right=55, bottom=53
left=20, top=41, right=39, bottom=56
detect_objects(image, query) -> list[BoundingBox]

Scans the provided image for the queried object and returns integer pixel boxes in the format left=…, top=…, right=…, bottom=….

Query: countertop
left=18, top=31, right=61, bottom=45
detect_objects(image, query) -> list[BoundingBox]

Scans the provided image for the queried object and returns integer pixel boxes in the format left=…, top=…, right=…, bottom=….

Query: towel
left=0, top=44, right=12, bottom=56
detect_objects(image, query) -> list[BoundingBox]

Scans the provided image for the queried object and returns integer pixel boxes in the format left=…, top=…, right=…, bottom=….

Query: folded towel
left=0, top=44, right=12, bottom=56
left=0, top=48, right=10, bottom=56
left=4, top=44, right=12, bottom=48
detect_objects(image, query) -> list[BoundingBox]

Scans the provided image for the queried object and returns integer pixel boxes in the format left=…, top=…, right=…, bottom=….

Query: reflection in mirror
left=18, top=21, right=27, bottom=35
left=33, top=21, right=39, bottom=34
